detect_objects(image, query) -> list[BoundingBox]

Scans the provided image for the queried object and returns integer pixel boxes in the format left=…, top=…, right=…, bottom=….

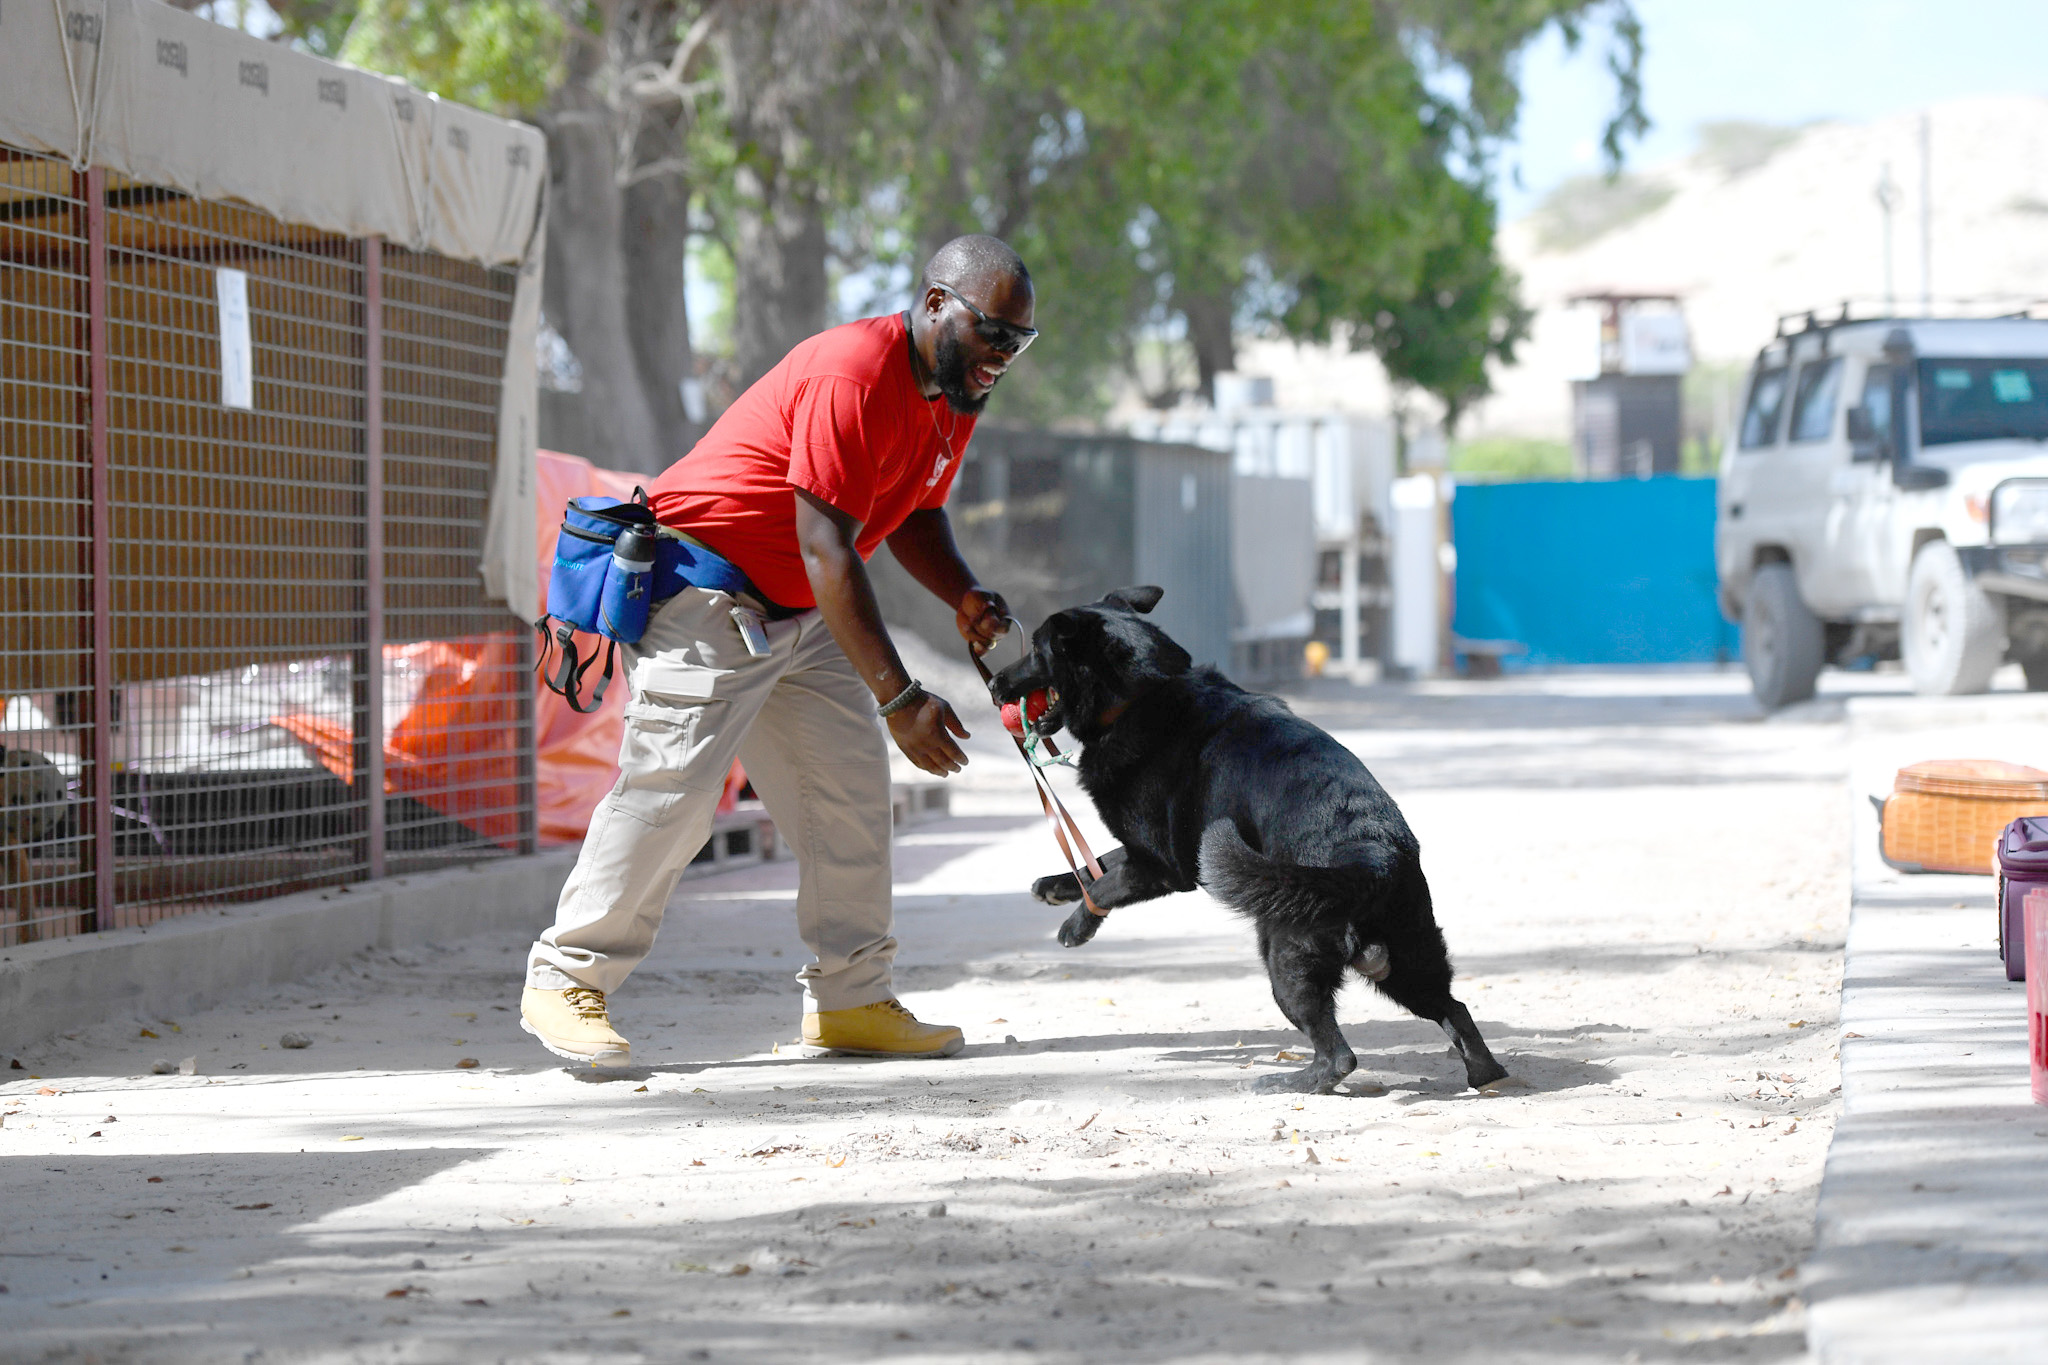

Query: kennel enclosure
left=0, top=0, right=548, bottom=943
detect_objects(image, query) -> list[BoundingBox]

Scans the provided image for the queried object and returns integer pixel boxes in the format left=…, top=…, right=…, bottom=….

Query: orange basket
left=1879, top=760, right=2048, bottom=875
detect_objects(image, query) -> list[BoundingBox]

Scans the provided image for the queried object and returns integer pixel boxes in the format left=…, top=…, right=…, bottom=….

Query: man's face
left=926, top=274, right=1035, bottom=416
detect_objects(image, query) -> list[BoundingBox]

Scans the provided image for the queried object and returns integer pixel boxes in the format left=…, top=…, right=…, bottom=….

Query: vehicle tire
left=1902, top=539, right=2004, bottom=696
left=1743, top=562, right=1825, bottom=709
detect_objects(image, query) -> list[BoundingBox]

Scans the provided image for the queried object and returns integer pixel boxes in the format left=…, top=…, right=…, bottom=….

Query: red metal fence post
left=82, top=166, right=113, bottom=933
left=363, top=237, right=387, bottom=880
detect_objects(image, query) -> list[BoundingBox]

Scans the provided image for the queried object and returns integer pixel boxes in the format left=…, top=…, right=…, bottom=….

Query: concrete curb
left=0, top=849, right=578, bottom=1057
left=1803, top=697, right=2048, bottom=1363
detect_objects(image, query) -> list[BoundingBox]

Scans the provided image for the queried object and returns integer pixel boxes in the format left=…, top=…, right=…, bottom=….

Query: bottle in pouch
left=600, top=525, right=658, bottom=642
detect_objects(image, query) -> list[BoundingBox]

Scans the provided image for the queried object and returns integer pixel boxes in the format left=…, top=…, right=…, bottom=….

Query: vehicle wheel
left=1743, top=562, right=1825, bottom=709
left=1902, top=540, right=2004, bottom=696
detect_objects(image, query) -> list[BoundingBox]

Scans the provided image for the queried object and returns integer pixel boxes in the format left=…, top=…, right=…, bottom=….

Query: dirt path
left=1, top=671, right=1849, bottom=1364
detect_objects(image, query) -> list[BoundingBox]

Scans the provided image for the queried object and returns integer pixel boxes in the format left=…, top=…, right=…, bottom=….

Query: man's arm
left=885, top=507, right=1011, bottom=653
left=793, top=489, right=970, bottom=776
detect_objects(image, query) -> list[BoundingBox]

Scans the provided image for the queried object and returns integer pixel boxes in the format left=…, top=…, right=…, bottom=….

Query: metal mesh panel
left=0, top=139, right=534, bottom=945
left=102, top=173, right=372, bottom=922
left=378, top=245, right=531, bottom=869
left=0, top=149, right=95, bottom=944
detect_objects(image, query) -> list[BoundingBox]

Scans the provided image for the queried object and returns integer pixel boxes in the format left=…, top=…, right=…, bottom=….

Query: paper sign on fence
left=216, top=268, right=254, bottom=410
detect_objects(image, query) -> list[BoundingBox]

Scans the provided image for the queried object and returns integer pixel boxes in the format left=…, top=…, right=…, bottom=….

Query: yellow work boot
left=520, top=985, right=631, bottom=1067
left=801, top=999, right=964, bottom=1059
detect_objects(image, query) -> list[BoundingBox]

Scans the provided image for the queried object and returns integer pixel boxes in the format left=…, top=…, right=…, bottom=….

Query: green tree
left=257, top=0, right=1645, bottom=455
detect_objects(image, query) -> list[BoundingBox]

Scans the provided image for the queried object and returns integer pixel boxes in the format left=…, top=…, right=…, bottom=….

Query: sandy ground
left=0, top=668, right=1858, bottom=1364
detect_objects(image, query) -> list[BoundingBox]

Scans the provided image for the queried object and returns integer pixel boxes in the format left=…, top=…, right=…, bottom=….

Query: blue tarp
left=1450, top=476, right=1738, bottom=667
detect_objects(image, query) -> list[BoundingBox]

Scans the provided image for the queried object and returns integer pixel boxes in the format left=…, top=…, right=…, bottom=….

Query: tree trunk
left=714, top=3, right=844, bottom=389
left=541, top=56, right=672, bottom=474
left=1181, top=288, right=1238, bottom=403
left=622, top=108, right=696, bottom=441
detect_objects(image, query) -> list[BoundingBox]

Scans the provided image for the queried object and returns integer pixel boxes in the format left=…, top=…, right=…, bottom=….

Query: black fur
left=990, top=585, right=1509, bottom=1094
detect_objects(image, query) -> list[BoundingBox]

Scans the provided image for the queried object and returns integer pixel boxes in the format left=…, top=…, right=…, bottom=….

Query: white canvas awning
left=0, top=0, right=545, bottom=619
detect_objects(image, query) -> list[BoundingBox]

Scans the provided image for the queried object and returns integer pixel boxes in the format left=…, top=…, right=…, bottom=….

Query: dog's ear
left=1104, top=585, right=1164, bottom=614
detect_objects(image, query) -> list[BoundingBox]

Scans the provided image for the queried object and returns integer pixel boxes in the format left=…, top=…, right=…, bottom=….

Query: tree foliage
left=258, top=0, right=1644, bottom=449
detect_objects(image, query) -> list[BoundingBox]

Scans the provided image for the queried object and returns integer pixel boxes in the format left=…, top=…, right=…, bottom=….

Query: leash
left=970, top=628, right=1107, bottom=917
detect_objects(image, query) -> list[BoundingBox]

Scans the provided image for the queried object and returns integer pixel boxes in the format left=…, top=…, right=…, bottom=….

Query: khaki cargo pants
left=526, top=587, right=897, bottom=1011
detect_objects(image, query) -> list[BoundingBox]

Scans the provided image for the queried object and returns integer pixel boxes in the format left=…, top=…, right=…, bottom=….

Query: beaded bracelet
left=875, top=679, right=926, bottom=718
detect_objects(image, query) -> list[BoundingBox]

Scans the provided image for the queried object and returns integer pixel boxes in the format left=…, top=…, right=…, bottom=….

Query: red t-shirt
left=646, top=314, right=973, bottom=609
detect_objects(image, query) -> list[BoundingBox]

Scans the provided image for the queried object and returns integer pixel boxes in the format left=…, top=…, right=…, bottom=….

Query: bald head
left=922, top=234, right=1030, bottom=294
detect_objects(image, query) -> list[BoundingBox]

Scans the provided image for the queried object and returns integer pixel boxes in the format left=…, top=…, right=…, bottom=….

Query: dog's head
left=986, top=585, right=1192, bottom=741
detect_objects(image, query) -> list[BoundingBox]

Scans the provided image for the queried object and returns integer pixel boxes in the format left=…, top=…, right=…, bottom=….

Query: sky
left=1494, top=0, right=2048, bottom=221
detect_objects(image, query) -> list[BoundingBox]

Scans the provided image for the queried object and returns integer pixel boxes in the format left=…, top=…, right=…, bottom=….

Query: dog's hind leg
left=1253, top=926, right=1357, bottom=1095
left=1375, top=969, right=1508, bottom=1090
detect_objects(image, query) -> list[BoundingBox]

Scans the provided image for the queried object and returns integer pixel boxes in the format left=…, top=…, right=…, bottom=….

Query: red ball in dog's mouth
left=1000, top=688, right=1053, bottom=736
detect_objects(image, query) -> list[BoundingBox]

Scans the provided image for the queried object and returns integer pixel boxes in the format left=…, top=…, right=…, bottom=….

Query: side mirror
left=1894, top=462, right=1949, bottom=491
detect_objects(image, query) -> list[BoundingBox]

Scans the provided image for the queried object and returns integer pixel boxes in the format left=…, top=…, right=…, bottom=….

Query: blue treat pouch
left=536, top=489, right=661, bottom=713
left=534, top=488, right=770, bottom=712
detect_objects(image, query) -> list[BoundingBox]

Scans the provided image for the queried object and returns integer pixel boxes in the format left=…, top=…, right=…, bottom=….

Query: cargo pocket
left=610, top=667, right=735, bottom=828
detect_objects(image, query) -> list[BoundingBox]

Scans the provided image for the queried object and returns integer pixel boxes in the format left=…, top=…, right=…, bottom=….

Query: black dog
left=988, top=586, right=1508, bottom=1095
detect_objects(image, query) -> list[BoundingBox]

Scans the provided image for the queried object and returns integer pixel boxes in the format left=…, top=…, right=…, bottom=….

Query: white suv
left=1718, top=314, right=2048, bottom=708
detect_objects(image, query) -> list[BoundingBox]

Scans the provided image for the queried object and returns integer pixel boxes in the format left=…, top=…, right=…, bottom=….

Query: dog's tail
left=1197, top=820, right=1397, bottom=926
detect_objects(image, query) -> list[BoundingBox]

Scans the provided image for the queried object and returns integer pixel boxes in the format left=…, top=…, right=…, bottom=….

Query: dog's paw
left=1056, top=905, right=1102, bottom=947
left=1032, top=872, right=1083, bottom=906
left=1253, top=1068, right=1341, bottom=1096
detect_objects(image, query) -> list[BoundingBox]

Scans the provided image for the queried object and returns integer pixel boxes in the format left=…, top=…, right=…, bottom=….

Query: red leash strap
left=971, top=641, right=1107, bottom=916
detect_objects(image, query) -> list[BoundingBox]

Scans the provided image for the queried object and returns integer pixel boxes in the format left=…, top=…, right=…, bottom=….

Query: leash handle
left=970, top=634, right=1108, bottom=916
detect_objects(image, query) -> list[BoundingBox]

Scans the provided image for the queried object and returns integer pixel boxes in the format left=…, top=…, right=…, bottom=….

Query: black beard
left=931, top=326, right=992, bottom=416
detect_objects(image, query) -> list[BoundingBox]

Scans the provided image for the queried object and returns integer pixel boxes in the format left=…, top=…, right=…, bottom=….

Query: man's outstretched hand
left=887, top=691, right=971, bottom=776
left=958, top=587, right=1012, bottom=655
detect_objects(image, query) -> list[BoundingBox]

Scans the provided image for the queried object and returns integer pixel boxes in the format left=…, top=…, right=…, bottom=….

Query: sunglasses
left=932, top=282, right=1038, bottom=356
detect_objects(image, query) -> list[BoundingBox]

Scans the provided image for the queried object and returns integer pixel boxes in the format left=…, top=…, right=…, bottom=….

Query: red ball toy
left=1000, top=688, right=1051, bottom=736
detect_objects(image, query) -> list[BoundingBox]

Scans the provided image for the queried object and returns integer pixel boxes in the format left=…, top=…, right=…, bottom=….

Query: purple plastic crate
left=1995, top=817, right=2048, bottom=982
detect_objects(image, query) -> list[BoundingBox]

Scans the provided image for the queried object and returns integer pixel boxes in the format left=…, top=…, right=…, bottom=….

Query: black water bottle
left=600, top=525, right=658, bottom=642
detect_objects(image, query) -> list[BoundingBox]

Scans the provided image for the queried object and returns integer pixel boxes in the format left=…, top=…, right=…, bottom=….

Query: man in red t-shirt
left=521, top=235, right=1036, bottom=1066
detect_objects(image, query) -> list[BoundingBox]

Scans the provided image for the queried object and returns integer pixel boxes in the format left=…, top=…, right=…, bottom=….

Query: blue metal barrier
left=1451, top=476, right=1737, bottom=667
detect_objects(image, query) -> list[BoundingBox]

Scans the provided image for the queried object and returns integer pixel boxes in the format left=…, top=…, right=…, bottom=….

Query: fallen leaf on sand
left=1844, top=1031, right=1865, bottom=1039
left=1788, top=1020, right=1806, bottom=1029
left=36, top=1086, right=60, bottom=1096
left=463, top=1298, right=490, bottom=1307
left=1713, top=1185, right=1733, bottom=1197
left=690, top=1159, right=706, bottom=1167
left=1074, top=1111, right=1099, bottom=1132
left=612, top=1309, right=631, bottom=1316
left=147, top=1177, right=163, bottom=1183
left=988, top=1018, right=1007, bottom=1024
left=339, top=1136, right=364, bottom=1142
left=1273, top=1179, right=1290, bottom=1188
left=452, top=1013, right=477, bottom=1021
left=233, top=1203, right=272, bottom=1211
left=633, top=1084, right=648, bottom=1092
left=728, top=1264, right=752, bottom=1277
left=1276, top=1051, right=1305, bottom=1062
left=673, top=1262, right=711, bottom=1273
left=384, top=1286, right=421, bottom=1299
left=1099, top=997, right=1116, bottom=1006
left=1304, top=1148, right=1320, bottom=1165
left=139, top=1029, right=159, bottom=1039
